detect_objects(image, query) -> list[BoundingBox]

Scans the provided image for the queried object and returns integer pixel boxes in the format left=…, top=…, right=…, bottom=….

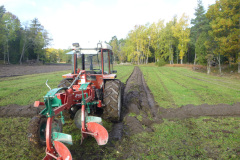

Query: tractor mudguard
left=40, top=88, right=66, bottom=117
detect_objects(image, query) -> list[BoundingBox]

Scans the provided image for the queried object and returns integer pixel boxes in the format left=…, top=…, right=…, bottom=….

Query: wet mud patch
left=1, top=65, right=240, bottom=159
left=0, top=104, right=43, bottom=117
left=0, top=64, right=70, bottom=78
left=159, top=103, right=240, bottom=119
left=122, top=66, right=163, bottom=135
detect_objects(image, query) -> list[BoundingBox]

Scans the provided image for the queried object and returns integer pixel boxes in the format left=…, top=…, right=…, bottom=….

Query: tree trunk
left=19, top=42, right=26, bottom=64
left=194, top=52, right=196, bottom=65
left=217, top=54, right=222, bottom=74
left=3, top=49, right=5, bottom=64
left=207, top=62, right=211, bottom=74
left=180, top=59, right=183, bottom=64
left=238, top=55, right=240, bottom=73
left=6, top=39, right=10, bottom=64
left=37, top=53, right=39, bottom=62
left=238, top=61, right=240, bottom=73
left=238, top=17, right=240, bottom=73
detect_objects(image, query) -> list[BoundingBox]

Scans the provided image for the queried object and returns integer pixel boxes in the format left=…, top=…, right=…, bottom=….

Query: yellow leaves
left=172, top=13, right=190, bottom=60
left=206, top=0, right=240, bottom=57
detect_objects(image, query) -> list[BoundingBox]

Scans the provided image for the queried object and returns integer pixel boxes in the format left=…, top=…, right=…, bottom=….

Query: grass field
left=0, top=65, right=134, bottom=106
left=1, top=65, right=240, bottom=159
left=116, top=116, right=240, bottom=160
left=0, top=65, right=134, bottom=160
left=140, top=66, right=240, bottom=108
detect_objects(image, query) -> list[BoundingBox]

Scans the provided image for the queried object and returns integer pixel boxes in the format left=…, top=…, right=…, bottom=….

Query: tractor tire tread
left=102, top=80, right=122, bottom=122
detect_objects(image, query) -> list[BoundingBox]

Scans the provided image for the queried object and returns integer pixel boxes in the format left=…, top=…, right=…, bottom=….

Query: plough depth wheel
left=28, top=115, right=62, bottom=148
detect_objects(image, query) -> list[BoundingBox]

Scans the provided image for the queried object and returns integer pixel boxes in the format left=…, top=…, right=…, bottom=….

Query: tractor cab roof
left=67, top=42, right=112, bottom=55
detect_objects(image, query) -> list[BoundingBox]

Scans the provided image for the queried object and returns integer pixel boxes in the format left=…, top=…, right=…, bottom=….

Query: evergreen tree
left=190, top=0, right=210, bottom=65
left=206, top=0, right=240, bottom=73
left=0, top=5, right=6, bottom=61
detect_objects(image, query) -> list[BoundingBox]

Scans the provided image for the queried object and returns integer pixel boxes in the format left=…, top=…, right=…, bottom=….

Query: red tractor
left=28, top=42, right=122, bottom=160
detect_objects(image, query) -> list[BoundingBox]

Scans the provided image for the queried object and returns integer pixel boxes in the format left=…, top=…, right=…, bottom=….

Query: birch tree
left=172, top=13, right=190, bottom=64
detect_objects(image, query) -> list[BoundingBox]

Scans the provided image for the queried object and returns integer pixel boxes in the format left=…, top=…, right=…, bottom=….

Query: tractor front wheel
left=102, top=80, right=122, bottom=122
left=27, top=115, right=62, bottom=149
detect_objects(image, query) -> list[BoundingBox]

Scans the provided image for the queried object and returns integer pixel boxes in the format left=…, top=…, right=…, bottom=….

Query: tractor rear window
left=85, top=54, right=101, bottom=72
left=103, top=51, right=109, bottom=74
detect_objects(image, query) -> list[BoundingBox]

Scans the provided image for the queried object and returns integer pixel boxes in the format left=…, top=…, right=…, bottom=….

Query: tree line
left=0, top=5, right=71, bottom=64
left=109, top=0, right=240, bottom=74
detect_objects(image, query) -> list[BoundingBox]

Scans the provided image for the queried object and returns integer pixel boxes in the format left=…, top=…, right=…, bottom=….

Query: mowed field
left=0, top=65, right=134, bottom=159
left=0, top=65, right=240, bottom=159
left=141, top=66, right=240, bottom=108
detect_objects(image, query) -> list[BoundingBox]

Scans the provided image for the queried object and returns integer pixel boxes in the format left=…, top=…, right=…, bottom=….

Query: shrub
left=155, top=58, right=167, bottom=67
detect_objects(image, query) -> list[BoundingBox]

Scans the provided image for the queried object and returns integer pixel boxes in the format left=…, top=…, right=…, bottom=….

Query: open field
left=141, top=66, right=240, bottom=108
left=0, top=65, right=133, bottom=107
left=0, top=64, right=240, bottom=159
left=0, top=64, right=134, bottom=159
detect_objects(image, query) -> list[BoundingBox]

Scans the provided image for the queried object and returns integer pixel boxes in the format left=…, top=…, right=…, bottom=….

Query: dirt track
left=121, top=67, right=240, bottom=135
left=1, top=66, right=240, bottom=124
left=0, top=64, right=70, bottom=78
left=1, top=65, right=240, bottom=159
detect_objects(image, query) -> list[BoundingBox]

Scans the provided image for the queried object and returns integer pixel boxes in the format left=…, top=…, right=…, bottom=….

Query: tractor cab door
left=72, top=51, right=102, bottom=74
left=102, top=49, right=114, bottom=74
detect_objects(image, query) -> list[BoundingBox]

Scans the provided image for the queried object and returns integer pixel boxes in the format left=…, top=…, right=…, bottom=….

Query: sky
left=0, top=0, right=216, bottom=49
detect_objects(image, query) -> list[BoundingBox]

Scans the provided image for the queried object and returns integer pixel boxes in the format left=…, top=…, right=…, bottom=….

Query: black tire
left=58, top=78, right=74, bottom=119
left=27, top=115, right=62, bottom=149
left=74, top=109, right=88, bottom=129
left=58, top=78, right=73, bottom=88
left=102, top=80, right=122, bottom=122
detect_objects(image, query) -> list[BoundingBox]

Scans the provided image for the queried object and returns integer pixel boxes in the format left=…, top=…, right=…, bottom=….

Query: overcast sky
left=0, top=0, right=215, bottom=49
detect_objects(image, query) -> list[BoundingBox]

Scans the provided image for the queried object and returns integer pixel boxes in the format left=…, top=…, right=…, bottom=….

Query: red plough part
left=42, top=105, right=108, bottom=160
left=28, top=42, right=121, bottom=160
left=81, top=104, right=108, bottom=145
left=43, top=117, right=72, bottom=160
left=86, top=122, right=108, bottom=145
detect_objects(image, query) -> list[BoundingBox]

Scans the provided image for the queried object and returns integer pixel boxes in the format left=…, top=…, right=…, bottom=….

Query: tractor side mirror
left=72, top=43, right=79, bottom=47
left=112, top=70, right=117, bottom=73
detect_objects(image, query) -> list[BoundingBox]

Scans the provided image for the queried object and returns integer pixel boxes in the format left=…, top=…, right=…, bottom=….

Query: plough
left=28, top=42, right=122, bottom=159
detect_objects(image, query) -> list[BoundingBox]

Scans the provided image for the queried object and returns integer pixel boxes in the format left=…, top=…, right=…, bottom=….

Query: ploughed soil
left=121, top=67, right=240, bottom=135
left=2, top=65, right=239, bottom=120
left=1, top=65, right=240, bottom=159
left=0, top=64, right=70, bottom=78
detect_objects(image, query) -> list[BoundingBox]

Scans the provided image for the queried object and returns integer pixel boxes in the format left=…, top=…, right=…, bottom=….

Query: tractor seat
left=85, top=71, right=96, bottom=74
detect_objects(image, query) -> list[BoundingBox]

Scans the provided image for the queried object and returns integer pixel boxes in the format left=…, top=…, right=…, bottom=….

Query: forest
left=0, top=0, right=239, bottom=74
left=109, top=0, right=239, bottom=74
left=0, top=5, right=70, bottom=64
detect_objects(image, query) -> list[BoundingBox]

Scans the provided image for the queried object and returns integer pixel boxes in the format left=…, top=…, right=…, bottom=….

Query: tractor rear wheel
left=58, top=78, right=73, bottom=88
left=102, top=80, right=122, bottom=122
left=28, top=115, right=62, bottom=149
left=58, top=78, right=75, bottom=119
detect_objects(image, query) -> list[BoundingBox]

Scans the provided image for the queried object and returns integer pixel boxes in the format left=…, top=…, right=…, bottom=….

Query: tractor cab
left=63, top=42, right=117, bottom=81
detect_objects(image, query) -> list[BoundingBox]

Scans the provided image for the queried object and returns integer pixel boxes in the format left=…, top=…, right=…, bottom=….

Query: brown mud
left=122, top=67, right=163, bottom=135
left=0, top=64, right=70, bottom=78
left=121, top=67, right=240, bottom=135
left=1, top=66, right=240, bottom=129
left=1, top=65, right=240, bottom=159
left=0, top=104, right=44, bottom=117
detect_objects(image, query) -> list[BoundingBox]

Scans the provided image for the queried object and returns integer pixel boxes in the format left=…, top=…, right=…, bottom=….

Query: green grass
left=0, top=70, right=71, bottom=106
left=140, top=66, right=240, bottom=108
left=1, top=65, right=240, bottom=159
left=0, top=65, right=133, bottom=106
left=0, top=65, right=134, bottom=160
left=0, top=117, right=45, bottom=159
left=114, top=65, right=134, bottom=84
left=113, top=117, right=240, bottom=160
